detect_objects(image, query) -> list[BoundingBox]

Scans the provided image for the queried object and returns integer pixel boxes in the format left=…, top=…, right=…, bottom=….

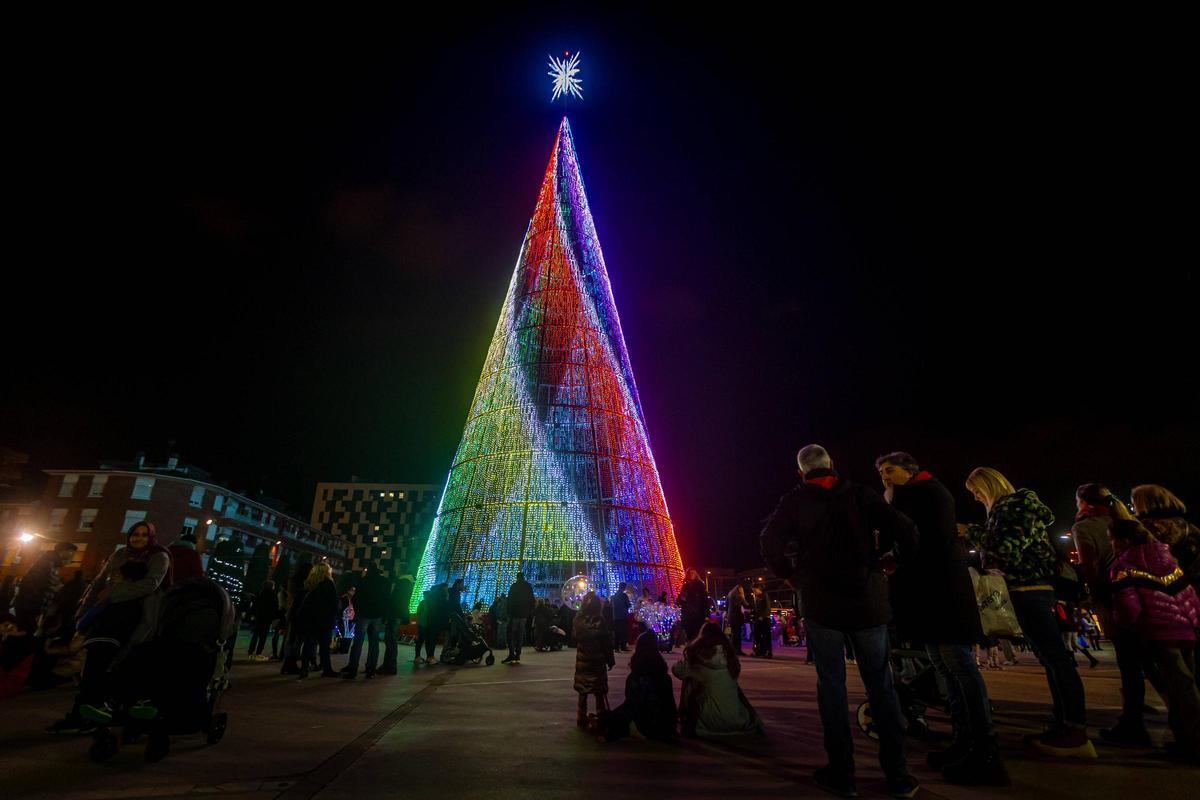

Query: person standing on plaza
left=280, top=562, right=312, bottom=675
left=532, top=598, right=553, bottom=650
left=1109, top=518, right=1200, bottom=760
left=296, top=561, right=339, bottom=679
left=343, top=564, right=389, bottom=679
left=611, top=582, right=631, bottom=652
left=490, top=592, right=508, bottom=651
left=572, top=591, right=614, bottom=729
left=965, top=467, right=1097, bottom=759
left=750, top=585, right=773, bottom=658
left=503, top=571, right=534, bottom=663
left=1132, top=485, right=1200, bottom=593
left=760, top=444, right=920, bottom=798
left=1072, top=483, right=1159, bottom=745
left=877, top=451, right=1007, bottom=786
left=12, top=542, right=76, bottom=636
left=247, top=580, right=278, bottom=661
left=677, top=569, right=711, bottom=642
left=726, top=583, right=749, bottom=656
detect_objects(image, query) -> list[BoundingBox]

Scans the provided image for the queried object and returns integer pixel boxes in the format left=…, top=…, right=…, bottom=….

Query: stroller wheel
left=89, top=730, right=119, bottom=762
left=856, top=702, right=879, bottom=741
left=206, top=712, right=228, bottom=745
left=145, top=732, right=170, bottom=763
left=485, top=654, right=495, bottom=666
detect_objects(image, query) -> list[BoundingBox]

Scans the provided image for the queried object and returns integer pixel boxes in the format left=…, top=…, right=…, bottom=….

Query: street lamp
left=19, top=532, right=34, bottom=543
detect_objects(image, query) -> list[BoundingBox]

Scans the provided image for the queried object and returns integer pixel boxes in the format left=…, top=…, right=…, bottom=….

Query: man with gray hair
left=761, top=444, right=920, bottom=798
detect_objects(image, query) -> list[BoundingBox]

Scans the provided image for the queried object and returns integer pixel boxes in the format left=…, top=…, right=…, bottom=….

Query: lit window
left=122, top=509, right=147, bottom=532
left=373, top=536, right=379, bottom=543
left=213, top=494, right=224, bottom=512
left=374, top=525, right=380, bottom=531
left=58, top=475, right=79, bottom=498
left=49, top=508, right=68, bottom=531
left=189, top=486, right=205, bottom=507
left=131, top=477, right=155, bottom=500
left=78, top=508, right=98, bottom=532
left=88, top=475, right=107, bottom=497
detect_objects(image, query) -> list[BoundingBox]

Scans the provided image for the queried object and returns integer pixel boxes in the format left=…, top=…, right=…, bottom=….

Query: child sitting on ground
left=572, top=592, right=614, bottom=731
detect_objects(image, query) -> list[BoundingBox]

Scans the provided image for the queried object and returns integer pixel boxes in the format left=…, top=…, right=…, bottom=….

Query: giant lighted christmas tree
left=411, top=118, right=684, bottom=610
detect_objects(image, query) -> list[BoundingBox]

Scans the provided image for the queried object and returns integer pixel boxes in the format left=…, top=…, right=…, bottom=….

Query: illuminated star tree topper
left=548, top=50, right=583, bottom=102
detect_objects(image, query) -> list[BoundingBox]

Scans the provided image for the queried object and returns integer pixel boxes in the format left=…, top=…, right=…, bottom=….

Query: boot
left=942, top=737, right=1011, bottom=786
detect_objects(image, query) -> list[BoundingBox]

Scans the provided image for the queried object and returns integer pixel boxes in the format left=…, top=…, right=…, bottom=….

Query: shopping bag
left=969, top=568, right=1023, bottom=638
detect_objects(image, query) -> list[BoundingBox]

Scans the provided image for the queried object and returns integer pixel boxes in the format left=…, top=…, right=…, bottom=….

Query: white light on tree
left=548, top=51, right=583, bottom=102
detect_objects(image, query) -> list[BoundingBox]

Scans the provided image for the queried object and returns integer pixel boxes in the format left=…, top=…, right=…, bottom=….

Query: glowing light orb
left=561, top=574, right=592, bottom=610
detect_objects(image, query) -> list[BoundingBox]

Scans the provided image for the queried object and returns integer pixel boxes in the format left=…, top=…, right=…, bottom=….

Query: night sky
left=4, top=13, right=1194, bottom=567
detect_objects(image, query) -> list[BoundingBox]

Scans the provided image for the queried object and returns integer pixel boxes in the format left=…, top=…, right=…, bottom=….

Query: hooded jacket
left=1110, top=542, right=1200, bottom=641
left=1139, top=514, right=1200, bottom=591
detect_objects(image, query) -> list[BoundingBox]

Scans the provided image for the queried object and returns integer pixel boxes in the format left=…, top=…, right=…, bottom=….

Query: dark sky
left=4, top=12, right=1194, bottom=567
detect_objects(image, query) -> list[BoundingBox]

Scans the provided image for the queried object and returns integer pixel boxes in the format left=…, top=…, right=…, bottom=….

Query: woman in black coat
left=676, top=570, right=711, bottom=641
left=877, top=453, right=1005, bottom=786
left=296, top=562, right=340, bottom=678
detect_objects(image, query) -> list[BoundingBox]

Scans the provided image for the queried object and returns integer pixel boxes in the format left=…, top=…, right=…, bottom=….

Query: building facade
left=309, top=481, right=437, bottom=580
left=3, top=458, right=349, bottom=598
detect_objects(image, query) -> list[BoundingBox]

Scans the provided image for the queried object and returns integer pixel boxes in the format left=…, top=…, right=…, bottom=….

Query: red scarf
left=910, top=471, right=933, bottom=483
left=804, top=470, right=839, bottom=490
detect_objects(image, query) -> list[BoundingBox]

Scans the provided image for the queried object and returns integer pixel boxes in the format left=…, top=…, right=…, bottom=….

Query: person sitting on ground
left=573, top=592, right=614, bottom=730
left=672, top=621, right=761, bottom=738
left=600, top=629, right=677, bottom=742
left=533, top=598, right=553, bottom=651
left=1109, top=519, right=1200, bottom=762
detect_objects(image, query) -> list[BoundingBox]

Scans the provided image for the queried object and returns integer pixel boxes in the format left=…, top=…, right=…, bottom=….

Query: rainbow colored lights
left=410, top=118, right=684, bottom=611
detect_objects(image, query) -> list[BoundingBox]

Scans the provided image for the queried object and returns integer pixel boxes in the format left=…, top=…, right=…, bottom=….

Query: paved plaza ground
left=0, top=634, right=1195, bottom=799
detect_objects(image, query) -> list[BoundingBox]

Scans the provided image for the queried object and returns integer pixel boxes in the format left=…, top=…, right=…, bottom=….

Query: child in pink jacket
left=1110, top=519, right=1200, bottom=760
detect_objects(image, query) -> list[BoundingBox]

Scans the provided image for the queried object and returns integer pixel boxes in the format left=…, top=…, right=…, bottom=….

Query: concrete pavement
left=0, top=635, right=1195, bottom=799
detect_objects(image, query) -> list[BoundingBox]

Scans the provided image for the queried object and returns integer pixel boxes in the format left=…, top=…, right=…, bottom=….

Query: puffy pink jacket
left=1110, top=542, right=1200, bottom=642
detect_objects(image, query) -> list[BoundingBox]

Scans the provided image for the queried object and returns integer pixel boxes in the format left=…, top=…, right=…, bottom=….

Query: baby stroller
left=86, top=577, right=236, bottom=762
left=856, top=642, right=946, bottom=741
left=439, top=614, right=495, bottom=666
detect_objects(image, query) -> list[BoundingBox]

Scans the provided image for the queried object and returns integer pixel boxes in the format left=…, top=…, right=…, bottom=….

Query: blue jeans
left=348, top=617, right=382, bottom=675
left=807, top=620, right=908, bottom=778
left=926, top=643, right=995, bottom=741
left=1009, top=588, right=1087, bottom=727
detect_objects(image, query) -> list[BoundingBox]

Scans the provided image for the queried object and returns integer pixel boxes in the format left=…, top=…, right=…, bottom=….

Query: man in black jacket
left=878, top=452, right=1007, bottom=786
left=503, top=571, right=534, bottom=663
left=344, top=565, right=391, bottom=678
left=761, top=444, right=919, bottom=799
left=610, top=582, right=631, bottom=651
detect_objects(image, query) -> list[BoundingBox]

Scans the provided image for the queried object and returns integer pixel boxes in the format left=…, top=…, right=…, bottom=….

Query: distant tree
left=207, top=536, right=247, bottom=606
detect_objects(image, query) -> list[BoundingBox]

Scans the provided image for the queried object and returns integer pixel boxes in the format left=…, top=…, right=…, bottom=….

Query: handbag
left=969, top=568, right=1023, bottom=638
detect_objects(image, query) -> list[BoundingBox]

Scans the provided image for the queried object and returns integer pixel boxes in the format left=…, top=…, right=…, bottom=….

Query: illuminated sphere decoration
left=561, top=575, right=591, bottom=610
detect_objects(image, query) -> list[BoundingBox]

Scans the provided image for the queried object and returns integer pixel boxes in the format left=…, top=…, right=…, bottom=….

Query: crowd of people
left=3, top=442, right=1199, bottom=797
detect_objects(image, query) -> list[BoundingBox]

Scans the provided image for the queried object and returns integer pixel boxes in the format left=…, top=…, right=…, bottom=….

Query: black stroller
left=439, top=614, right=495, bottom=666
left=87, top=577, right=236, bottom=762
left=856, top=642, right=947, bottom=741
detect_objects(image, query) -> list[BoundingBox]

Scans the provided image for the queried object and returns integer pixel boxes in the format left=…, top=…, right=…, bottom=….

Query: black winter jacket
left=760, top=470, right=918, bottom=631
left=355, top=570, right=392, bottom=619
left=889, top=475, right=983, bottom=645
left=296, top=579, right=340, bottom=636
left=506, top=577, right=535, bottom=618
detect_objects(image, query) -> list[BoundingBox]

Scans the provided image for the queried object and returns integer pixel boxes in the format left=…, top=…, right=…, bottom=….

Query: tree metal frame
left=410, top=118, right=685, bottom=610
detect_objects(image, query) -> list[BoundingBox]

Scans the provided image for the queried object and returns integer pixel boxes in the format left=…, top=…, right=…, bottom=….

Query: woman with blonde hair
left=1132, top=485, right=1200, bottom=594
left=296, top=561, right=340, bottom=679
left=965, top=467, right=1096, bottom=759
